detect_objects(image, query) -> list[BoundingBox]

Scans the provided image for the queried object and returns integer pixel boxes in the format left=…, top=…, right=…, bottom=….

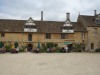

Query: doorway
left=91, top=43, right=94, bottom=50
left=67, top=44, right=73, bottom=52
left=27, top=44, right=33, bottom=52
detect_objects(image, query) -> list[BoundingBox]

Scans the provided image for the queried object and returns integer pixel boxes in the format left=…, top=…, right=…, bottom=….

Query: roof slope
left=80, top=15, right=100, bottom=27
left=0, top=19, right=86, bottom=33
left=74, top=22, right=87, bottom=32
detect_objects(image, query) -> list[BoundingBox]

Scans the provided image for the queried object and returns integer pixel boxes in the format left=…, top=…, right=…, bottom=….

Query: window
left=46, top=33, right=51, bottom=39
left=28, top=34, right=32, bottom=41
left=24, top=25, right=37, bottom=29
left=61, top=34, right=67, bottom=39
left=95, top=20, right=100, bottom=24
left=1, top=33, right=5, bottom=37
left=31, top=25, right=34, bottom=28
left=25, top=25, right=30, bottom=28
left=81, top=32, right=85, bottom=39
left=54, top=44, right=58, bottom=47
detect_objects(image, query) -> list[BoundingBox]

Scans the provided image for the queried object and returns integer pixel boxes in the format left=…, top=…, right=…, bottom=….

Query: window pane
left=61, top=34, right=66, bottom=39
left=28, top=34, right=32, bottom=41
left=46, top=33, right=51, bottom=39
left=81, top=32, right=85, bottom=39
left=1, top=33, right=5, bottom=37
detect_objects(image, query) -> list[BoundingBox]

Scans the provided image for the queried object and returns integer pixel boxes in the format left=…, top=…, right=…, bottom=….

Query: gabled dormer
left=61, top=13, right=74, bottom=33
left=24, top=17, right=37, bottom=32
left=95, top=13, right=100, bottom=24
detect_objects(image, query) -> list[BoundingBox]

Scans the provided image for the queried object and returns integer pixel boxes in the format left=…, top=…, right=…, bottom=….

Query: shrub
left=46, top=42, right=54, bottom=48
left=40, top=46, right=47, bottom=53
left=19, top=46, right=26, bottom=52
left=72, top=43, right=83, bottom=52
left=40, top=42, right=54, bottom=53
left=40, top=45, right=61, bottom=53
left=55, top=47, right=61, bottom=53
left=5, top=45, right=12, bottom=52
left=95, top=48, right=100, bottom=52
left=19, top=48, right=24, bottom=52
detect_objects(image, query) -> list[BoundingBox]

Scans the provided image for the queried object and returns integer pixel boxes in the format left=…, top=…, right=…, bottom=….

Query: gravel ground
left=0, top=52, right=100, bottom=75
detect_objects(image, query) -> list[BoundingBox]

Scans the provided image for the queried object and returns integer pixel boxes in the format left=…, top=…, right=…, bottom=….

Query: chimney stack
left=94, top=10, right=97, bottom=16
left=41, top=11, right=43, bottom=21
left=66, top=12, right=70, bottom=21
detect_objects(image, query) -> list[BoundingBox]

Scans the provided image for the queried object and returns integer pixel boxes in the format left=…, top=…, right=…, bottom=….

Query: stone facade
left=0, top=11, right=100, bottom=51
left=87, top=27, right=100, bottom=51
left=0, top=32, right=75, bottom=48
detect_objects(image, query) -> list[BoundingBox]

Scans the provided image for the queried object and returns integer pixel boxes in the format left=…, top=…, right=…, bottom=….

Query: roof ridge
left=0, top=19, right=65, bottom=22
left=0, top=19, right=25, bottom=21
left=80, top=15, right=94, bottom=17
left=0, top=19, right=77, bottom=23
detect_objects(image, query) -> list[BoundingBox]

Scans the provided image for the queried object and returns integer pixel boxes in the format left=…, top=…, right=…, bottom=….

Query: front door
left=68, top=44, right=72, bottom=52
left=91, top=43, right=94, bottom=50
left=27, top=44, right=32, bottom=52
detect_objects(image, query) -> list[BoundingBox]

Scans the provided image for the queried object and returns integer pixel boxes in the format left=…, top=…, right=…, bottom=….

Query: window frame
left=46, top=33, right=51, bottom=39
left=61, top=34, right=67, bottom=39
left=28, top=34, right=32, bottom=41
left=1, top=32, right=5, bottom=37
left=81, top=32, right=85, bottom=39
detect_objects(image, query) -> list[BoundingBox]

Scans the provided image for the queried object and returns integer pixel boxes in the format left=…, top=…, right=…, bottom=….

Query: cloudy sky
left=0, top=0, right=100, bottom=21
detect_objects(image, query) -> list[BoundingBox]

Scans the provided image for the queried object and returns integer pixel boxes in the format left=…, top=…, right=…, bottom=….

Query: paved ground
left=0, top=52, right=100, bottom=75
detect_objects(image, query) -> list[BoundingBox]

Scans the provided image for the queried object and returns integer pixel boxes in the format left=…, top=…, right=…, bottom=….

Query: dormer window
left=98, top=13, right=100, bottom=17
left=28, top=18, right=33, bottom=22
left=24, top=17, right=37, bottom=32
left=62, top=13, right=74, bottom=33
left=24, top=25, right=30, bottom=28
left=63, top=21, right=72, bottom=26
left=95, top=13, right=100, bottom=24
left=95, top=20, right=100, bottom=24
left=25, top=23, right=35, bottom=25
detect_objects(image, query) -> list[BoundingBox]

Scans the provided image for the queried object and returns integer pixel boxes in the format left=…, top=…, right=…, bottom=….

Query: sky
left=0, top=0, right=100, bottom=22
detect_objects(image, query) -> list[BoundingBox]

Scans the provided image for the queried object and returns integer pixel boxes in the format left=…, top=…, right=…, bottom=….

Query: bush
left=95, top=48, right=100, bottom=52
left=55, top=47, right=61, bottom=53
left=40, top=45, right=61, bottom=53
left=5, top=45, right=12, bottom=52
left=40, top=42, right=54, bottom=53
left=19, top=46, right=26, bottom=52
left=72, top=43, right=83, bottom=52
left=40, top=46, right=47, bottom=53
left=19, top=48, right=24, bottom=52
left=46, top=42, right=54, bottom=48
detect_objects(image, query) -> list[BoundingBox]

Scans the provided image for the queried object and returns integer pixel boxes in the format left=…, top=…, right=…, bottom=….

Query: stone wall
left=0, top=33, right=75, bottom=48
left=87, top=27, right=100, bottom=51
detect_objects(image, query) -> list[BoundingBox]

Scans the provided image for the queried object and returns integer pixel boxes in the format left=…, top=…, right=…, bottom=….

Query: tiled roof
left=80, top=15, right=100, bottom=27
left=74, top=22, right=87, bottom=32
left=0, top=19, right=86, bottom=33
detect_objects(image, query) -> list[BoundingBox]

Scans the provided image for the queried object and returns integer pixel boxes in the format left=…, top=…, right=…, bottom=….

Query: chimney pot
left=94, top=10, right=97, bottom=16
left=41, top=11, right=43, bottom=21
left=66, top=12, right=70, bottom=21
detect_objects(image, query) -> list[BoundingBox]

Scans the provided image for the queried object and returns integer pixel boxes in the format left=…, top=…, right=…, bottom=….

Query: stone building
left=77, top=10, right=100, bottom=51
left=0, top=10, right=100, bottom=51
